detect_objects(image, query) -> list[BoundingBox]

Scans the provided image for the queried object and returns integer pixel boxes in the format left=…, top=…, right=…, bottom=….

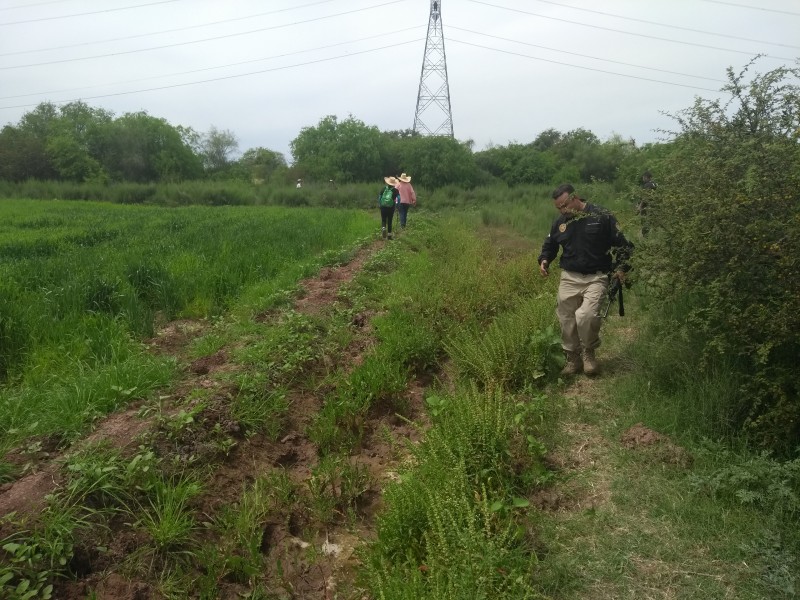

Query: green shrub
left=636, top=61, right=800, bottom=453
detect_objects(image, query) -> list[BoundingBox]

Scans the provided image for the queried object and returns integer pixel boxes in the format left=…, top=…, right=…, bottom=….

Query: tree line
left=1, top=101, right=649, bottom=189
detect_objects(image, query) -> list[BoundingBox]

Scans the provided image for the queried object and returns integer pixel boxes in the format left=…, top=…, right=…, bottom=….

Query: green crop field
left=0, top=199, right=377, bottom=454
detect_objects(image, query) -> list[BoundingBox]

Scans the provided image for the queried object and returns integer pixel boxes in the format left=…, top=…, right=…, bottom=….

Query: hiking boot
left=387, top=233, right=393, bottom=240
left=561, top=350, right=583, bottom=376
left=582, top=348, right=600, bottom=376
left=381, top=227, right=387, bottom=239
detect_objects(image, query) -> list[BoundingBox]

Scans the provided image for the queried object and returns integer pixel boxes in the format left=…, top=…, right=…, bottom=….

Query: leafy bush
left=637, top=60, right=800, bottom=453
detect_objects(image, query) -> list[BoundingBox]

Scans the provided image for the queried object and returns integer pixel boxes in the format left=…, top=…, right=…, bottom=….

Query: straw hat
left=384, top=176, right=399, bottom=185
left=398, top=173, right=411, bottom=183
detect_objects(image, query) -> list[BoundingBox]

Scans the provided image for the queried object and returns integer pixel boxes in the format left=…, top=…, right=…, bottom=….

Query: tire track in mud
left=1, top=238, right=430, bottom=599
left=180, top=240, right=430, bottom=599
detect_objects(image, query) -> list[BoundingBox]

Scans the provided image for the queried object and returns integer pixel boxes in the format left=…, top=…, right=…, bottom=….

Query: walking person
left=395, top=172, right=417, bottom=229
left=378, top=176, right=400, bottom=239
left=537, top=183, right=633, bottom=376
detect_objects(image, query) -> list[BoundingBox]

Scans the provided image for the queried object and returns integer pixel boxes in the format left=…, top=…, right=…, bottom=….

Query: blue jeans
left=398, top=203, right=410, bottom=227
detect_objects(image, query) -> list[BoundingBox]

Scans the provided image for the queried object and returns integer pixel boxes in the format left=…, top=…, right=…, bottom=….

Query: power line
left=466, top=0, right=795, bottom=62
left=700, top=0, right=800, bottom=16
left=0, top=38, right=422, bottom=111
left=448, top=37, right=720, bottom=93
left=525, top=0, right=800, bottom=49
left=0, top=0, right=182, bottom=25
left=0, top=0, right=339, bottom=57
left=449, top=25, right=726, bottom=83
left=0, top=0, right=406, bottom=69
left=1, top=0, right=75, bottom=11
left=0, top=26, right=423, bottom=100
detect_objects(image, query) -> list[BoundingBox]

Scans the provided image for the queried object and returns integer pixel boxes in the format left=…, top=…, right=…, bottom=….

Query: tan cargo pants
left=556, top=270, right=608, bottom=352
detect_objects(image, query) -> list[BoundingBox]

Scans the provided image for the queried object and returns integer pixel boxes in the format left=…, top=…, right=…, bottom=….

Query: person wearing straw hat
left=395, top=172, right=417, bottom=229
left=377, top=176, right=400, bottom=239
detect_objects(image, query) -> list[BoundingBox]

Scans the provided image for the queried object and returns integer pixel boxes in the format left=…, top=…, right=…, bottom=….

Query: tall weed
left=364, top=386, right=546, bottom=597
left=445, top=300, right=560, bottom=390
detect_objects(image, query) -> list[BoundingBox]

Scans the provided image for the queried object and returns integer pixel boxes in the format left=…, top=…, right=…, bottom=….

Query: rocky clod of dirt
left=620, top=422, right=693, bottom=468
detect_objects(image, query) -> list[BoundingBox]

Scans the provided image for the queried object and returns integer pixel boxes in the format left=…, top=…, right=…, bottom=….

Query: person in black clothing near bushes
left=637, top=170, right=658, bottom=236
left=538, top=183, right=633, bottom=376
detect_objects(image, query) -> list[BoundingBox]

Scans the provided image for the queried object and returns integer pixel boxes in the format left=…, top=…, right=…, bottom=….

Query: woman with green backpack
left=377, top=176, right=400, bottom=239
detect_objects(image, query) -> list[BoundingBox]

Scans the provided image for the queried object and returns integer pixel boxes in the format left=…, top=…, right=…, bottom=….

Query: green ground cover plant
left=530, top=291, right=800, bottom=600
left=363, top=386, right=548, bottom=600
left=0, top=200, right=375, bottom=460
left=1, top=177, right=798, bottom=598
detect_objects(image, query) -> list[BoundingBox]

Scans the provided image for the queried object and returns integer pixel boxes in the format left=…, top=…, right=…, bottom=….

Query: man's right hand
left=539, top=260, right=549, bottom=277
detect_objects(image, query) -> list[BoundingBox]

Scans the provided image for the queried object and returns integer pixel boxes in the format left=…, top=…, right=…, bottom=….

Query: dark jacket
left=538, top=202, right=633, bottom=274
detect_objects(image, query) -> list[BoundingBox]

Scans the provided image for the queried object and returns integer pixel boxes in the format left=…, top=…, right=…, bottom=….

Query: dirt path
left=532, top=315, right=702, bottom=599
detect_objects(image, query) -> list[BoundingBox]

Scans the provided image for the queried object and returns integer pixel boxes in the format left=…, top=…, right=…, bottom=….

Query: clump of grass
left=230, top=375, right=290, bottom=441
left=307, top=394, right=363, bottom=454
left=63, top=442, right=159, bottom=509
left=205, top=476, right=276, bottom=585
left=1, top=504, right=92, bottom=600
left=136, top=477, right=202, bottom=552
left=305, top=455, right=372, bottom=524
left=307, top=349, right=410, bottom=455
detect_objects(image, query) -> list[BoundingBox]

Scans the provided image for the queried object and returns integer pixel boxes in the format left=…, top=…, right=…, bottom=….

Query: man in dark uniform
left=538, top=183, right=633, bottom=376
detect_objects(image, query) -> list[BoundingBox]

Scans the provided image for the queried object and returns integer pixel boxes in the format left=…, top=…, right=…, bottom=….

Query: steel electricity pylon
left=412, top=0, right=453, bottom=137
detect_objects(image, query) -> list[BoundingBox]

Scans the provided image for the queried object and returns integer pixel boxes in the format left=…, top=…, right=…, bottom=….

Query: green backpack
left=378, top=185, right=395, bottom=207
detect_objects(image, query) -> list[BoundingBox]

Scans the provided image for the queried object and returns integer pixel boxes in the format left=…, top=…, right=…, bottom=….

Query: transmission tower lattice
left=413, top=0, right=453, bottom=137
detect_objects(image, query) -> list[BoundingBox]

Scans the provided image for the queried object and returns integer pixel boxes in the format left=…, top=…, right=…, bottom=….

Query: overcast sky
left=1, top=0, right=798, bottom=163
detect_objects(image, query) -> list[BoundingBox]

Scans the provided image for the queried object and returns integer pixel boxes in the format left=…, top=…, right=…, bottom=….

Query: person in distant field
left=395, top=172, right=417, bottom=229
left=637, top=170, right=657, bottom=235
left=538, top=183, right=633, bottom=376
left=296, top=179, right=302, bottom=189
left=377, top=176, right=400, bottom=240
